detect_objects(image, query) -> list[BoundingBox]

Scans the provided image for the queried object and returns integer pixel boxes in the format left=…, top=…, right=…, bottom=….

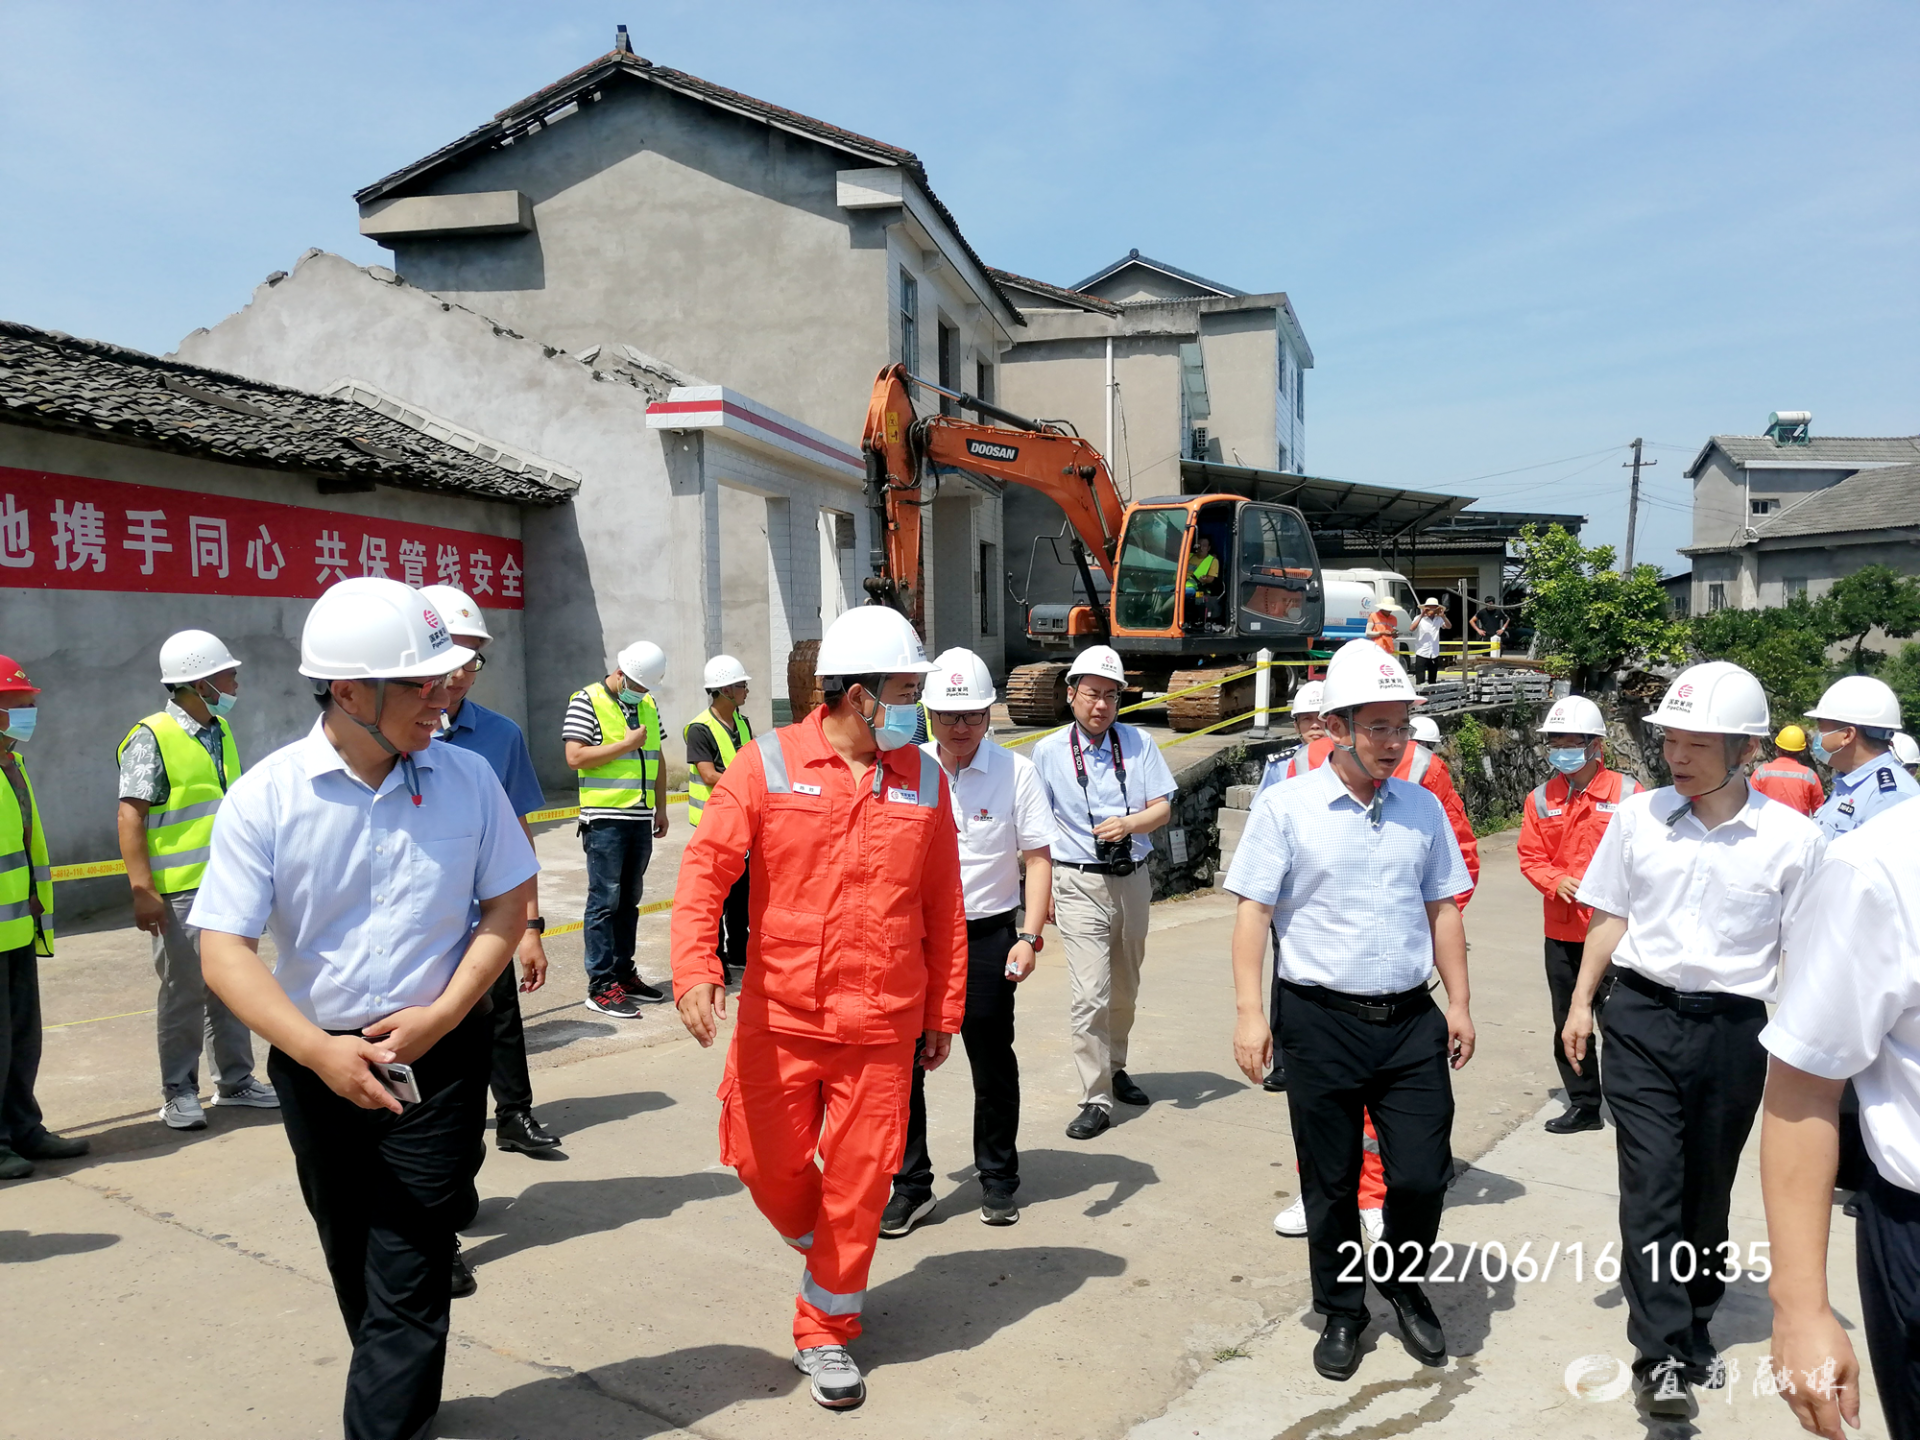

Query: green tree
left=1815, top=565, right=1920, bottom=672
left=1514, top=524, right=1689, bottom=687
left=1689, top=595, right=1830, bottom=717
left=1879, top=641, right=1920, bottom=734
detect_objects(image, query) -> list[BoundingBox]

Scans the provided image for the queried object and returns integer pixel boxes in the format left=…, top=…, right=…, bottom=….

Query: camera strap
left=1070, top=724, right=1130, bottom=836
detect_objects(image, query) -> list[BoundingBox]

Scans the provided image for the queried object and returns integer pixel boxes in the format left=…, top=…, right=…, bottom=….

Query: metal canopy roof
left=1180, top=459, right=1473, bottom=537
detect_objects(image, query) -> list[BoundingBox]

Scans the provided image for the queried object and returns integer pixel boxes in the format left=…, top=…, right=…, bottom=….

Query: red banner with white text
left=0, top=465, right=523, bottom=607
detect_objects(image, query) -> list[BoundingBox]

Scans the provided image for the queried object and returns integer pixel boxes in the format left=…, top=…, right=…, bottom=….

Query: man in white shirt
left=1562, top=661, right=1824, bottom=1419
left=1225, top=641, right=1472, bottom=1382
left=1760, top=798, right=1920, bottom=1440
left=1410, top=598, right=1450, bottom=686
left=1030, top=646, right=1175, bottom=1140
left=195, top=579, right=538, bottom=1440
left=883, top=650, right=1055, bottom=1234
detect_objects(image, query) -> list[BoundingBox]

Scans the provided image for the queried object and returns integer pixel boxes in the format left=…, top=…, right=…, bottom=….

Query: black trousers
left=895, top=913, right=1021, bottom=1201
left=1412, top=654, right=1442, bottom=685
left=1266, top=952, right=1288, bottom=1078
left=0, top=943, right=45, bottom=1151
left=1859, top=1166, right=1920, bottom=1440
left=486, top=962, right=533, bottom=1116
left=1279, top=982, right=1456, bottom=1320
left=1544, top=938, right=1603, bottom=1111
left=270, top=1005, right=491, bottom=1440
left=1598, top=978, right=1767, bottom=1379
left=718, top=870, right=750, bottom=981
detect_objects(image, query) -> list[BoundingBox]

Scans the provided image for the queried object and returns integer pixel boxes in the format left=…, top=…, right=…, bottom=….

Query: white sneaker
left=211, top=1079, right=280, bottom=1109
left=159, top=1093, right=207, bottom=1130
left=1361, top=1206, right=1385, bottom=1246
left=793, top=1345, right=865, bottom=1409
left=1274, top=1195, right=1308, bottom=1236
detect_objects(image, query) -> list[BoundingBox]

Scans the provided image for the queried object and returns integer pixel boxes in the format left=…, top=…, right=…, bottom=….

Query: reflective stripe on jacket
left=576, top=683, right=661, bottom=812
left=0, top=755, right=53, bottom=956
left=1750, top=756, right=1824, bottom=817
left=684, top=708, right=752, bottom=827
left=1516, top=767, right=1638, bottom=941
left=118, top=711, right=240, bottom=894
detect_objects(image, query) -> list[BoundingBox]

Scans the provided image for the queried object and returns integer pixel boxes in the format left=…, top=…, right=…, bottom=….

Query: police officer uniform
left=1815, top=754, right=1920, bottom=840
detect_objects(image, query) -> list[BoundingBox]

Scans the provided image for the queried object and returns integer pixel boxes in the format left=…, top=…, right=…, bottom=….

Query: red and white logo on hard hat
left=951, top=672, right=964, bottom=685
left=1379, top=663, right=1396, bottom=676
left=1676, top=684, right=1694, bottom=699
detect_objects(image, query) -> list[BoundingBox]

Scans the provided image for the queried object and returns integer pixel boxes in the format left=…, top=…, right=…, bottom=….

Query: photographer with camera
left=1031, top=646, right=1174, bottom=1140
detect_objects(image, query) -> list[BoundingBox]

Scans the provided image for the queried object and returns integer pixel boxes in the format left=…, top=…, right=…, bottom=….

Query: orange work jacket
left=1282, top=737, right=1480, bottom=903
left=670, top=707, right=968, bottom=1045
left=1749, top=753, right=1823, bottom=817
left=1367, top=610, right=1398, bottom=656
left=1515, top=767, right=1638, bottom=942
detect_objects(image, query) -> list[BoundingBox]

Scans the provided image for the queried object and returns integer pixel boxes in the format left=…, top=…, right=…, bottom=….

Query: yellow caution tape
left=49, top=859, right=128, bottom=883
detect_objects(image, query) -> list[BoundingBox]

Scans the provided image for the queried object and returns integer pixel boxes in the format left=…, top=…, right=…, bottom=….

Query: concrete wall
left=1688, top=450, right=1852, bottom=556
left=0, top=422, right=524, bottom=914
left=1198, top=308, right=1280, bottom=471
left=1694, top=535, right=1920, bottom=614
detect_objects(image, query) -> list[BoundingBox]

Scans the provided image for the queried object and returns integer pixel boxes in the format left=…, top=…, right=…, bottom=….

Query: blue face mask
left=867, top=697, right=921, bottom=751
left=1809, top=728, right=1834, bottom=765
left=618, top=686, right=646, bottom=708
left=204, top=687, right=238, bottom=719
left=1548, top=746, right=1591, bottom=775
left=2, top=706, right=37, bottom=744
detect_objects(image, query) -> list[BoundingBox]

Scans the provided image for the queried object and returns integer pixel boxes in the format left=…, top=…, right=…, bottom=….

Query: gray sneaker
left=793, top=1345, right=865, bottom=1409
left=212, top=1079, right=280, bottom=1109
left=159, top=1093, right=207, bottom=1131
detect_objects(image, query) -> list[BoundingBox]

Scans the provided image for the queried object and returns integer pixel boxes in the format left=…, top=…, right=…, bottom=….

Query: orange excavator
left=833, top=363, right=1327, bottom=728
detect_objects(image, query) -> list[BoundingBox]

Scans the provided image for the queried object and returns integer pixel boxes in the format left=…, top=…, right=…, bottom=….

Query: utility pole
left=1622, top=438, right=1655, bottom=571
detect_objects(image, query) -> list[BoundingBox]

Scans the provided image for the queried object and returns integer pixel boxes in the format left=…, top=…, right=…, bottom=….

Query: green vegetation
left=1473, top=810, right=1523, bottom=836
left=1514, top=524, right=1689, bottom=686
left=1451, top=713, right=1486, bottom=771
left=1880, top=642, right=1920, bottom=733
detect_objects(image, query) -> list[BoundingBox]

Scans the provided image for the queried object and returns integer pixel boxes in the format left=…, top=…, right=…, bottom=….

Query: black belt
left=967, top=910, right=1017, bottom=937
left=1282, top=979, right=1434, bottom=1025
left=1608, top=965, right=1762, bottom=1017
left=1057, top=859, right=1130, bottom=875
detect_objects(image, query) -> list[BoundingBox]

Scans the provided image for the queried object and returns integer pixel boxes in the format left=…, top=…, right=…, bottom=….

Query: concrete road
left=1, top=832, right=1880, bottom=1437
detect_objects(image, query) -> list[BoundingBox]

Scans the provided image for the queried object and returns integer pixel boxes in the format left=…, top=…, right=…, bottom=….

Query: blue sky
left=3, top=2, right=1914, bottom=575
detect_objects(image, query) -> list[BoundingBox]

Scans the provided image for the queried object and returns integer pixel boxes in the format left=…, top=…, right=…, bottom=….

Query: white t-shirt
left=923, top=738, right=1058, bottom=919
left=1413, top=614, right=1446, bottom=659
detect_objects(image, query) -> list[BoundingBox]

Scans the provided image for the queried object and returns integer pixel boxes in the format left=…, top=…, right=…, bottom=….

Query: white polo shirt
left=1413, top=614, right=1446, bottom=659
left=190, top=718, right=540, bottom=1031
left=1765, top=800, right=1920, bottom=1191
left=924, top=737, right=1057, bottom=920
left=1575, top=783, right=1824, bottom=999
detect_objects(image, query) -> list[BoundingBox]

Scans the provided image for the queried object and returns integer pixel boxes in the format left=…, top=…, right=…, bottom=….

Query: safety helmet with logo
left=0, top=657, right=40, bottom=697
left=702, top=654, right=750, bottom=690
left=1319, top=638, right=1424, bottom=714
left=1066, top=645, right=1127, bottom=685
left=158, top=630, right=242, bottom=686
left=1536, top=695, right=1606, bottom=738
left=616, top=641, right=667, bottom=689
left=926, top=648, right=997, bottom=711
left=419, top=585, right=490, bottom=644
left=1650, top=661, right=1770, bottom=737
left=1805, top=675, right=1903, bottom=734
left=299, top=577, right=471, bottom=681
left=1411, top=715, right=1442, bottom=746
left=1892, top=731, right=1920, bottom=769
left=814, top=605, right=938, bottom=677
left=1291, top=680, right=1326, bottom=716
left=1774, top=724, right=1809, bottom=754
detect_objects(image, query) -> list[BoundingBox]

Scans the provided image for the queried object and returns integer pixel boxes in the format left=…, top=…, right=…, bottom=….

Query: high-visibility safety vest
left=117, top=712, right=241, bottom=895
left=684, top=707, right=752, bottom=827
left=0, top=755, right=53, bottom=956
left=577, top=682, right=662, bottom=812
left=1187, top=552, right=1220, bottom=588
left=1530, top=772, right=1639, bottom=819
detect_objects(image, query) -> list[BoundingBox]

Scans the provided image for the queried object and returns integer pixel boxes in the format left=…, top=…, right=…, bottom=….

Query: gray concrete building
left=1680, top=412, right=1920, bottom=612
left=0, top=318, right=567, bottom=910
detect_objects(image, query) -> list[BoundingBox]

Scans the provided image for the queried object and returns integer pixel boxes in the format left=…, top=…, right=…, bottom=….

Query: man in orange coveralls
left=670, top=604, right=966, bottom=1412
left=1514, top=694, right=1636, bottom=1136
left=1748, top=724, right=1824, bottom=817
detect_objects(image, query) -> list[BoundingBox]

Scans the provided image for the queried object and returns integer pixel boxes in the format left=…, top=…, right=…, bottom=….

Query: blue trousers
left=580, top=820, right=653, bottom=991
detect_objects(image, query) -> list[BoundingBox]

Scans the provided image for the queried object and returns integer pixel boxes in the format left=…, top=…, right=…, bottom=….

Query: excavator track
left=1004, top=662, right=1072, bottom=727
left=1166, top=665, right=1259, bottom=733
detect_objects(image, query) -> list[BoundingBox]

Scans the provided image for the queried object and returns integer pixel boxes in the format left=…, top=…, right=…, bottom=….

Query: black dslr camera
left=1094, top=834, right=1136, bottom=875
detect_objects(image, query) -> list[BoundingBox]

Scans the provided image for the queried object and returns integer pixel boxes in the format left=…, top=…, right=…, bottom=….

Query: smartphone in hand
left=373, top=1061, right=422, bottom=1106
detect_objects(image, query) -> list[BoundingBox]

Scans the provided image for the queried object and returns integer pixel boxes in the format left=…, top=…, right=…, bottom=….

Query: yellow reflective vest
left=0, top=753, right=53, bottom=956
left=577, top=683, right=661, bottom=813
left=118, top=711, right=241, bottom=895
left=683, top=707, right=752, bottom=827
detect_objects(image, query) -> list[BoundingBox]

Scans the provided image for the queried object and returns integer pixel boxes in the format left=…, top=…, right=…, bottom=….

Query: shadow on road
left=0, top=1228, right=120, bottom=1262
left=511, top=1088, right=674, bottom=1143
left=1010, top=1147, right=1159, bottom=1218
left=1127, top=1069, right=1249, bottom=1110
left=461, top=1171, right=744, bottom=1268
left=1445, top=1165, right=1528, bottom=1208
left=862, top=1246, right=1129, bottom=1366
left=53, top=1102, right=285, bottom=1167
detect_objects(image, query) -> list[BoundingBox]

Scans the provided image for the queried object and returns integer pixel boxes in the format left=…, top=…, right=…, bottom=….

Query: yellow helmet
left=1775, top=724, right=1808, bottom=753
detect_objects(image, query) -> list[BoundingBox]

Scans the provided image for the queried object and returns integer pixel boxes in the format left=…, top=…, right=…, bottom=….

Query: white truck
left=1319, top=568, right=1422, bottom=647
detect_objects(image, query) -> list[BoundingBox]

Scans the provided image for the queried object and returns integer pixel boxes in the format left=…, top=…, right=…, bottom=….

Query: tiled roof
left=1753, top=462, right=1920, bottom=542
left=1685, top=433, right=1920, bottom=477
left=0, top=320, right=572, bottom=506
left=986, top=267, right=1122, bottom=316
left=353, top=49, right=1019, bottom=324
left=1072, top=250, right=1245, bottom=299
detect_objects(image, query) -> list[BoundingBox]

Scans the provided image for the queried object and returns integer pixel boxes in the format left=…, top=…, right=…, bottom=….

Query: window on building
left=975, top=360, right=994, bottom=406
left=979, top=541, right=997, bottom=635
left=1670, top=589, right=1691, bottom=618
left=1189, top=425, right=1210, bottom=461
left=1707, top=582, right=1728, bottom=612
left=937, top=322, right=958, bottom=417
left=1751, top=497, right=1778, bottom=515
left=1295, top=367, right=1304, bottom=422
left=898, top=269, right=918, bottom=371
left=1785, top=576, right=1808, bottom=600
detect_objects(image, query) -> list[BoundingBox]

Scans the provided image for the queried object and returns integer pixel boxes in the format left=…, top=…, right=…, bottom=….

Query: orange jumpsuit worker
left=1365, top=594, right=1399, bottom=657
left=671, top=605, right=966, bottom=1413
left=1748, top=724, right=1824, bottom=816
left=1514, top=694, right=1635, bottom=1136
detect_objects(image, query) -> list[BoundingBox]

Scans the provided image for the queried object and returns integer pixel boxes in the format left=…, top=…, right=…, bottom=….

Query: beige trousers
left=1052, top=864, right=1152, bottom=1110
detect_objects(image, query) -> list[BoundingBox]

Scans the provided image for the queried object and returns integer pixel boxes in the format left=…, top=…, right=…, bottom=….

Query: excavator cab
left=1109, top=496, right=1322, bottom=651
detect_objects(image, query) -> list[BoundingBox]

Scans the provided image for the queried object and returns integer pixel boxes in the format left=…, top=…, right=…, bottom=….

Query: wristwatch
left=526, top=917, right=546, bottom=933
left=1017, top=931, right=1044, bottom=951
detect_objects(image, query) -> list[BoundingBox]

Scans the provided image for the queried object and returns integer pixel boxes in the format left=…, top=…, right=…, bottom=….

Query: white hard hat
left=419, top=585, right=490, bottom=643
left=1806, top=674, right=1903, bottom=732
left=1537, top=694, right=1607, bottom=737
left=1893, top=732, right=1920, bottom=767
left=815, top=606, right=938, bottom=677
left=159, top=629, right=241, bottom=685
left=925, top=648, right=997, bottom=710
left=1291, top=680, right=1326, bottom=715
left=1066, top=645, right=1127, bottom=685
left=617, top=641, right=667, bottom=689
left=703, top=654, right=750, bottom=689
left=1319, top=638, right=1423, bottom=713
left=1650, top=661, right=1769, bottom=737
left=1411, top=715, right=1441, bottom=745
left=299, top=577, right=472, bottom=682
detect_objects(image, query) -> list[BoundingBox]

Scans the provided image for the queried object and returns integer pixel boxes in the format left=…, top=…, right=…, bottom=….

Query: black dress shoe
left=1262, top=1067, right=1288, bottom=1092
left=450, top=1239, right=477, bottom=1299
left=496, top=1109, right=562, bottom=1153
left=1112, top=1070, right=1150, bottom=1106
left=15, top=1130, right=89, bottom=1160
left=1634, top=1363, right=1694, bottom=1418
left=1381, top=1283, right=1447, bottom=1366
left=1313, top=1316, right=1365, bottom=1380
left=1544, top=1106, right=1604, bottom=1135
left=1065, top=1104, right=1111, bottom=1140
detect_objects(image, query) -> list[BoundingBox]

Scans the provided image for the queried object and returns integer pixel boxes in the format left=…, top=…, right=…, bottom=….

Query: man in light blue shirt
left=1805, top=676, right=1920, bottom=841
left=196, top=578, right=537, bottom=1440
left=1030, top=646, right=1175, bottom=1140
left=1224, top=640, right=1470, bottom=1384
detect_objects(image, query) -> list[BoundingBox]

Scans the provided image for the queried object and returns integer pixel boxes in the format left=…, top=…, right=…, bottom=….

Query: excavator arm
left=860, top=363, right=1128, bottom=624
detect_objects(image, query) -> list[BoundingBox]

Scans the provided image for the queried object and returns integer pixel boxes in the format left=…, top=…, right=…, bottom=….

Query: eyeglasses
left=1353, top=723, right=1415, bottom=743
left=1073, top=687, right=1121, bottom=706
left=387, top=674, right=453, bottom=698
left=453, top=653, right=487, bottom=675
left=930, top=709, right=989, bottom=727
